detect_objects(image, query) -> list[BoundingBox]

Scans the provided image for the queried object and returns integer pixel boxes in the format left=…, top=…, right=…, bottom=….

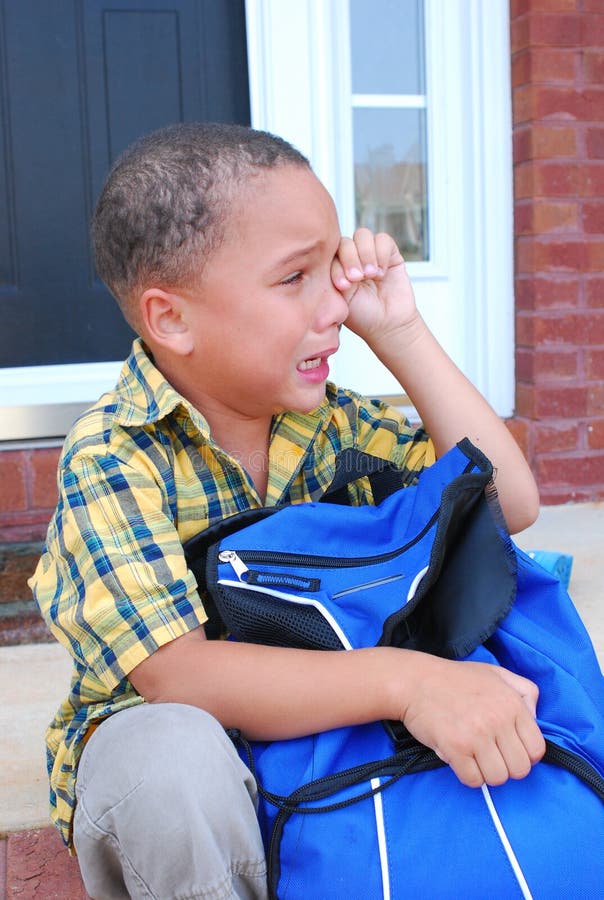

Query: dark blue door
left=0, top=0, right=249, bottom=368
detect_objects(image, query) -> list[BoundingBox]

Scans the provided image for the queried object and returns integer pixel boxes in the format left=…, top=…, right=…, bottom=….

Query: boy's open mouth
left=298, top=356, right=322, bottom=371
left=296, top=347, right=337, bottom=380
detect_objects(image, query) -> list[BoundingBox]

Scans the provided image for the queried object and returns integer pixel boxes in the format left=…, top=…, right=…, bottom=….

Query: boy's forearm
left=130, top=628, right=405, bottom=740
left=130, top=625, right=546, bottom=788
left=369, top=313, right=540, bottom=534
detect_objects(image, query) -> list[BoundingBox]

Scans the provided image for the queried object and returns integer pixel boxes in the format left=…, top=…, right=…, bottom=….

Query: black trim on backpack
left=320, top=448, right=407, bottom=505
left=380, top=467, right=518, bottom=658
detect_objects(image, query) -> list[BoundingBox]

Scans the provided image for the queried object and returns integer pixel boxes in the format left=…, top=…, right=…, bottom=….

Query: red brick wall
left=510, top=0, right=604, bottom=502
left=0, top=446, right=61, bottom=543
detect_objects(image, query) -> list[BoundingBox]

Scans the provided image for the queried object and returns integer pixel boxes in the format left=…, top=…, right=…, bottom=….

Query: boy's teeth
left=299, top=357, right=321, bottom=371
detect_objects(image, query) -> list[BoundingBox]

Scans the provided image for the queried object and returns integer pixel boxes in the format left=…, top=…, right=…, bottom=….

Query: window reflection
left=354, top=108, right=428, bottom=261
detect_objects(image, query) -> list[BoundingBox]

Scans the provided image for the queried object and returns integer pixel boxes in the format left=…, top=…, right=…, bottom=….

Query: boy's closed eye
left=280, top=271, right=304, bottom=286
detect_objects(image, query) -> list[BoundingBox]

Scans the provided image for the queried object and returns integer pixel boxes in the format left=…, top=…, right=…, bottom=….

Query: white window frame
left=245, top=0, right=515, bottom=414
left=0, top=0, right=514, bottom=441
left=0, top=360, right=123, bottom=441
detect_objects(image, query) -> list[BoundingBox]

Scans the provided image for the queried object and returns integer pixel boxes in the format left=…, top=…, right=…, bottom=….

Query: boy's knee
left=74, top=703, right=267, bottom=899
left=75, top=703, right=257, bottom=830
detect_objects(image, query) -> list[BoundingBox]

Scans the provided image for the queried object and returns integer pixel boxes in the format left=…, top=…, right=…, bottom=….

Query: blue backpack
left=185, top=439, right=604, bottom=899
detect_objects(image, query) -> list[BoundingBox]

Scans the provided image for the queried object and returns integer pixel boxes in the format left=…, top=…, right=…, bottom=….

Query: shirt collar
left=112, top=339, right=210, bottom=435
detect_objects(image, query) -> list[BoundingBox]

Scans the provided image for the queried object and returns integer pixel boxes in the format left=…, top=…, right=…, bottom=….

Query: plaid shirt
left=30, top=338, right=434, bottom=849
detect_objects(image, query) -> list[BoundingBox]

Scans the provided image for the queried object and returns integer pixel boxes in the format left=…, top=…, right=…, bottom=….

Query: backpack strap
left=320, top=448, right=405, bottom=505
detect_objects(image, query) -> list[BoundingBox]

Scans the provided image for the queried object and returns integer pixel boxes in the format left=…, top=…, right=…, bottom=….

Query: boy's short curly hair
left=91, top=122, right=310, bottom=327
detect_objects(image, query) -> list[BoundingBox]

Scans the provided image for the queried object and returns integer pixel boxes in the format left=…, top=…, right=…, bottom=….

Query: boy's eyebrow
left=272, top=242, right=322, bottom=270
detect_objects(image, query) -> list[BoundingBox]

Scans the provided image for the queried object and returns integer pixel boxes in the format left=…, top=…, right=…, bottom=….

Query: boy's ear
left=139, top=287, right=193, bottom=355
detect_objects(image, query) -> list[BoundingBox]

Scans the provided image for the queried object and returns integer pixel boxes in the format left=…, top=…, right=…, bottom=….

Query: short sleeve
left=31, top=451, right=208, bottom=691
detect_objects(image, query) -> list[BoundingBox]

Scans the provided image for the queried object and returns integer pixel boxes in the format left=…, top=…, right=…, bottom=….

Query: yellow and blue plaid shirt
left=30, top=338, right=434, bottom=849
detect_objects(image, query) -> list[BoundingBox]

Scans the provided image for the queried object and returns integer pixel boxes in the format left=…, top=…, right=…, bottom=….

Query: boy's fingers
left=439, top=732, right=515, bottom=788
left=490, top=731, right=533, bottom=783
left=515, top=710, right=547, bottom=764
left=445, top=725, right=538, bottom=788
left=351, top=227, right=380, bottom=277
left=420, top=662, right=545, bottom=789
left=474, top=742, right=511, bottom=787
left=330, top=255, right=353, bottom=292
left=455, top=709, right=544, bottom=788
left=336, top=236, right=364, bottom=282
left=374, top=231, right=404, bottom=273
left=448, top=755, right=486, bottom=789
left=336, top=229, right=403, bottom=283
left=477, top=714, right=543, bottom=785
left=497, top=667, right=540, bottom=718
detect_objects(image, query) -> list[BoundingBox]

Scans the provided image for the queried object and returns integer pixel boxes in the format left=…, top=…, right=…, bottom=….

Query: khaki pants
left=73, top=703, right=268, bottom=900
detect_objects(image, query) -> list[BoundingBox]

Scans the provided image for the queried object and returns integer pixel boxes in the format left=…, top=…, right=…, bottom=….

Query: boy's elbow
left=506, top=484, right=540, bottom=536
left=128, top=626, right=207, bottom=702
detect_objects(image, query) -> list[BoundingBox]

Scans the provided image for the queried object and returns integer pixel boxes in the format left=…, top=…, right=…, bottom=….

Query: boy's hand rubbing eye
left=333, top=228, right=419, bottom=346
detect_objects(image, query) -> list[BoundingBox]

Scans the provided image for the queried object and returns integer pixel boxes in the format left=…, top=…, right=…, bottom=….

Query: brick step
left=0, top=543, right=51, bottom=646
left=2, top=827, right=89, bottom=899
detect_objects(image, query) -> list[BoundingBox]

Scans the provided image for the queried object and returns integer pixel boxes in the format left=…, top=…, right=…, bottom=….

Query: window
left=350, top=0, right=428, bottom=262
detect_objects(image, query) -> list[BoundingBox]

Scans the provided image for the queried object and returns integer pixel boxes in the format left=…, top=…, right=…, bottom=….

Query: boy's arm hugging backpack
left=184, top=439, right=604, bottom=900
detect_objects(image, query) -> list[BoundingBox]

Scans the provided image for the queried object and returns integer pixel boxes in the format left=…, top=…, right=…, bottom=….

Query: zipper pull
left=218, top=550, right=249, bottom=581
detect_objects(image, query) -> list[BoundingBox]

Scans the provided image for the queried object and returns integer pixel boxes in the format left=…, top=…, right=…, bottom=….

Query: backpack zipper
left=218, top=551, right=411, bottom=598
left=218, top=550, right=249, bottom=580
left=543, top=739, right=604, bottom=799
left=217, top=505, right=440, bottom=575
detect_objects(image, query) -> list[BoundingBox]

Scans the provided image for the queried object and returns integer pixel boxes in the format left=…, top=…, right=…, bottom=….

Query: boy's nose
left=315, top=281, right=349, bottom=333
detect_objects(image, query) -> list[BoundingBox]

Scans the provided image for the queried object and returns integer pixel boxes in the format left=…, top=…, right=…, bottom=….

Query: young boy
left=31, top=123, right=543, bottom=899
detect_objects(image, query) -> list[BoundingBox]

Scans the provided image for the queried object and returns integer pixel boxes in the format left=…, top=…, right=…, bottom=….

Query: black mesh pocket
left=212, top=583, right=344, bottom=651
